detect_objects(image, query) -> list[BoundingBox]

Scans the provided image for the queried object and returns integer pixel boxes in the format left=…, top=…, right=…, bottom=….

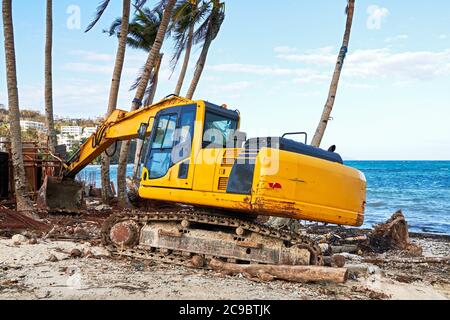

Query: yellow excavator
left=38, top=95, right=366, bottom=267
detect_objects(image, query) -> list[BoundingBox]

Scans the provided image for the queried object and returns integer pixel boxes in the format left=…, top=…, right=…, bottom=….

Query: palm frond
left=105, top=4, right=162, bottom=52
left=85, top=0, right=111, bottom=33
left=103, top=17, right=123, bottom=36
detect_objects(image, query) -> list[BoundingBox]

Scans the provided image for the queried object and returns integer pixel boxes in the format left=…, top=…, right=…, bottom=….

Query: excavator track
left=101, top=210, right=324, bottom=268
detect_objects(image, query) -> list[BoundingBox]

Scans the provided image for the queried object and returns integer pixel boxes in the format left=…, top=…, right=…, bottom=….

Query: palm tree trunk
left=2, top=0, right=34, bottom=213
left=44, top=0, right=57, bottom=153
left=174, top=22, right=194, bottom=96
left=311, top=0, right=355, bottom=147
left=186, top=36, right=212, bottom=100
left=132, top=53, right=163, bottom=182
left=268, top=0, right=355, bottom=230
left=117, top=0, right=176, bottom=207
left=100, top=0, right=131, bottom=204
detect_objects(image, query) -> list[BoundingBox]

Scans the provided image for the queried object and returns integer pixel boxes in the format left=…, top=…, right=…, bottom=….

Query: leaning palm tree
left=131, top=53, right=163, bottom=181
left=186, top=0, right=225, bottom=99
left=86, top=0, right=132, bottom=204
left=106, top=6, right=164, bottom=181
left=86, top=0, right=148, bottom=204
left=2, top=0, right=34, bottom=213
left=169, top=0, right=209, bottom=95
left=116, top=0, right=177, bottom=207
left=311, top=0, right=356, bottom=147
left=44, top=0, right=57, bottom=153
left=268, top=0, right=356, bottom=231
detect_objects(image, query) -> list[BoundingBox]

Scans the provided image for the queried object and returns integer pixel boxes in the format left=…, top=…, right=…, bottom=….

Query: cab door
left=143, top=105, right=197, bottom=189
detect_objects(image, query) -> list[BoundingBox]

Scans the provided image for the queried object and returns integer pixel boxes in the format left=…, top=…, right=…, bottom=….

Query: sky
left=0, top=0, right=450, bottom=160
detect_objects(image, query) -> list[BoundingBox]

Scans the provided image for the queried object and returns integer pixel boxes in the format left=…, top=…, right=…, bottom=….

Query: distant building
left=57, top=134, right=79, bottom=151
left=20, top=120, right=45, bottom=132
left=82, top=127, right=97, bottom=138
left=61, top=126, right=82, bottom=139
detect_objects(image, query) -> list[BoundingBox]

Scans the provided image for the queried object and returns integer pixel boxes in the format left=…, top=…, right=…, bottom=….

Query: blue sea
left=78, top=161, right=450, bottom=235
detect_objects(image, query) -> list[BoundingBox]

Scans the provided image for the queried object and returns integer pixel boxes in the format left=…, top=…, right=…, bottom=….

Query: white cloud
left=207, top=64, right=325, bottom=83
left=346, top=48, right=450, bottom=79
left=385, top=34, right=409, bottom=43
left=276, top=47, right=450, bottom=80
left=273, top=46, right=297, bottom=54
left=367, top=5, right=390, bottom=30
left=439, top=34, right=448, bottom=40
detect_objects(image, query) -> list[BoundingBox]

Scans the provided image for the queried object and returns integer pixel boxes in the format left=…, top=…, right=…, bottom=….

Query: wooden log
left=344, top=235, right=368, bottom=242
left=323, top=255, right=346, bottom=268
left=209, top=259, right=348, bottom=284
left=330, top=245, right=358, bottom=254
left=363, top=256, right=450, bottom=265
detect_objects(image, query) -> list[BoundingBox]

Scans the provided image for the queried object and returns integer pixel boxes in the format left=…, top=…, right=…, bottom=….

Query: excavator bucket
left=37, top=176, right=85, bottom=212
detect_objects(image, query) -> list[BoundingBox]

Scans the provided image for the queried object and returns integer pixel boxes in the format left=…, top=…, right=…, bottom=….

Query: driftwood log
left=209, top=259, right=348, bottom=284
left=363, top=256, right=450, bottom=265
left=367, top=210, right=422, bottom=256
left=330, top=245, right=358, bottom=254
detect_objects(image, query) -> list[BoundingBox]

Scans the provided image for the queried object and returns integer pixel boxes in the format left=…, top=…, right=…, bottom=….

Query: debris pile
left=366, top=210, right=423, bottom=256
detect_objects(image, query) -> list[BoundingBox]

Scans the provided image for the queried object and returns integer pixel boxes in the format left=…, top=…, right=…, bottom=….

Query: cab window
left=203, top=111, right=238, bottom=148
left=148, top=114, right=177, bottom=179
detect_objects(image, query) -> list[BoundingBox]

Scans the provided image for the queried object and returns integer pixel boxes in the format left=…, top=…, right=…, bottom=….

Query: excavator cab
left=139, top=102, right=241, bottom=192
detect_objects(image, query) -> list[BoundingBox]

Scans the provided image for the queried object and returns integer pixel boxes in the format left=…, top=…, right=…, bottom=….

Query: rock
left=48, top=254, right=58, bottom=262
left=406, top=244, right=423, bottom=257
left=83, top=250, right=93, bottom=258
left=318, top=243, right=330, bottom=254
left=346, top=264, right=369, bottom=276
left=73, top=227, right=88, bottom=238
left=331, top=255, right=346, bottom=268
left=70, top=249, right=82, bottom=258
left=28, top=238, right=38, bottom=245
left=87, top=200, right=101, bottom=206
left=368, top=265, right=378, bottom=275
left=11, top=234, right=28, bottom=244
left=95, top=204, right=112, bottom=211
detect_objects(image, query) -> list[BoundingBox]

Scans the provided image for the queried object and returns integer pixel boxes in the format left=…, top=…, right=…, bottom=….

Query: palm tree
left=44, top=0, right=57, bottom=153
left=186, top=0, right=225, bottom=99
left=169, top=0, right=209, bottom=96
left=311, top=0, right=356, bottom=147
left=106, top=6, right=164, bottom=181
left=116, top=0, right=177, bottom=207
left=86, top=0, right=132, bottom=204
left=2, top=0, right=34, bottom=213
left=86, top=0, right=148, bottom=204
left=131, top=53, right=163, bottom=181
left=268, top=0, right=356, bottom=231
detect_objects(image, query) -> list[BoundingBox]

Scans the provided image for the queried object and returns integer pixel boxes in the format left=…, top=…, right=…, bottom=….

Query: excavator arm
left=65, top=96, right=194, bottom=178
left=38, top=96, right=195, bottom=210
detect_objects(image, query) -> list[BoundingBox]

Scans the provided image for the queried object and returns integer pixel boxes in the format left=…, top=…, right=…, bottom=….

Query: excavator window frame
left=143, top=104, right=197, bottom=180
left=202, top=104, right=240, bottom=149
